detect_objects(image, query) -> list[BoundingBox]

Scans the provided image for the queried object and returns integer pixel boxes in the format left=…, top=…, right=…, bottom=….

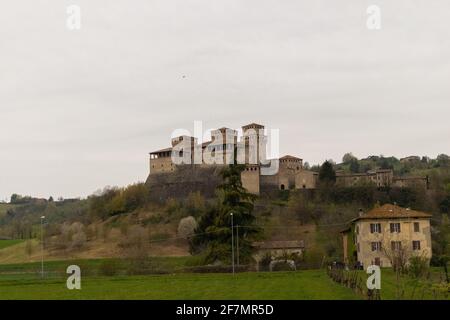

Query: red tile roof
left=354, top=204, right=432, bottom=221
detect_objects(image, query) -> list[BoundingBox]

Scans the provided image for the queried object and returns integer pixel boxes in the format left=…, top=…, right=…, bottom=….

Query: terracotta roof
left=150, top=147, right=172, bottom=154
left=354, top=204, right=432, bottom=221
left=252, top=240, right=305, bottom=250
left=242, top=123, right=265, bottom=129
left=214, top=127, right=237, bottom=133
left=280, top=155, right=302, bottom=160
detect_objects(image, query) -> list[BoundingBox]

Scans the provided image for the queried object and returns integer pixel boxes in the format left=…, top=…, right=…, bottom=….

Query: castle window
left=412, top=241, right=421, bottom=250
left=414, top=222, right=420, bottom=232
left=280, top=184, right=285, bottom=190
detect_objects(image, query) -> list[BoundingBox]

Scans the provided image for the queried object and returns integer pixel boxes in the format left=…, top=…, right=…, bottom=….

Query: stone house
left=252, top=240, right=305, bottom=270
left=341, top=204, right=432, bottom=269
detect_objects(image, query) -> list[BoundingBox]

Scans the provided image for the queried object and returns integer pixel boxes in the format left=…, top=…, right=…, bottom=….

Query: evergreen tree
left=319, top=161, right=336, bottom=183
left=191, top=164, right=258, bottom=264
left=349, top=158, right=360, bottom=173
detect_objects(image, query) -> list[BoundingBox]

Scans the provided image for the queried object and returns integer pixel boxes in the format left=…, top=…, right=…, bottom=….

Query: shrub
left=259, top=253, right=272, bottom=269
left=71, top=230, right=87, bottom=250
left=408, top=255, right=429, bottom=278
left=272, top=261, right=295, bottom=272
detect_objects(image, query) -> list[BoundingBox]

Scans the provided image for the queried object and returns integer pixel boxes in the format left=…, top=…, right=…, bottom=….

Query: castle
left=147, top=123, right=317, bottom=196
left=146, top=122, right=429, bottom=199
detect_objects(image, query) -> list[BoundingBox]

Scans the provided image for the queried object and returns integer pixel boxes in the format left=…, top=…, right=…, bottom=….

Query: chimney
left=358, top=208, right=364, bottom=217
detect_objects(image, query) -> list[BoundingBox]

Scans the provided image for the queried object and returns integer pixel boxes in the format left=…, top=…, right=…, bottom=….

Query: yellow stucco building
left=342, top=204, right=432, bottom=269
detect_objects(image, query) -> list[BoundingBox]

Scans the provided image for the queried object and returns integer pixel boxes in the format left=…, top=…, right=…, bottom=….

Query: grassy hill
left=0, top=203, right=17, bottom=220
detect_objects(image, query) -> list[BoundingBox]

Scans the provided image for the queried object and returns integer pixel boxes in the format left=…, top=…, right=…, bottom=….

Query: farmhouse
left=253, top=240, right=305, bottom=270
left=341, top=204, right=432, bottom=269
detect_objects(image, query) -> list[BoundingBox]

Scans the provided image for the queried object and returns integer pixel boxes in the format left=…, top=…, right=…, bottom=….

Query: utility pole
left=40, top=216, right=45, bottom=278
left=230, top=212, right=235, bottom=275
left=236, top=225, right=239, bottom=267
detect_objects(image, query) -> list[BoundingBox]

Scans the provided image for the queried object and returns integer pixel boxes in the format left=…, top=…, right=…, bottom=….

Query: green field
left=0, top=240, right=23, bottom=250
left=0, top=258, right=448, bottom=300
left=0, top=269, right=359, bottom=300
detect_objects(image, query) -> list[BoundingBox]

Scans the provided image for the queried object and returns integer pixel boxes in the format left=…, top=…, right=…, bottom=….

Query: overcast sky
left=1, top=0, right=449, bottom=200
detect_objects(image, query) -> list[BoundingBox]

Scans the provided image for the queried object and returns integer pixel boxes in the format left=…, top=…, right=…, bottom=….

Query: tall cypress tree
left=191, top=163, right=259, bottom=264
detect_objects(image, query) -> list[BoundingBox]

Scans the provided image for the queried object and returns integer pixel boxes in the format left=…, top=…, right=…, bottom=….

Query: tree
left=342, top=153, right=357, bottom=164
left=178, top=216, right=198, bottom=239
left=319, top=161, right=336, bottom=183
left=437, top=154, right=450, bottom=167
left=349, top=158, right=360, bottom=173
left=432, top=215, right=449, bottom=283
left=379, top=157, right=393, bottom=170
left=191, top=163, right=258, bottom=264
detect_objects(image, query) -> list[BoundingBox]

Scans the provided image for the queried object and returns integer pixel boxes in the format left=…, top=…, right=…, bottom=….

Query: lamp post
left=236, top=225, right=239, bottom=267
left=230, top=212, right=235, bottom=275
left=40, top=216, right=45, bottom=278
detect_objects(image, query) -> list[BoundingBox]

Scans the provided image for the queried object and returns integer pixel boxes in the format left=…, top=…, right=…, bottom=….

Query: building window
left=356, top=226, right=359, bottom=235
left=390, top=223, right=401, bottom=233
left=370, top=223, right=381, bottom=233
left=357, top=243, right=360, bottom=252
left=414, top=222, right=420, bottom=232
left=371, top=242, right=382, bottom=252
left=391, top=241, right=402, bottom=251
left=412, top=241, right=421, bottom=250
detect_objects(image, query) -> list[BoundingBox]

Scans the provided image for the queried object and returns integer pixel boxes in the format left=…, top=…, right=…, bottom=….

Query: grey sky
left=1, top=0, right=449, bottom=200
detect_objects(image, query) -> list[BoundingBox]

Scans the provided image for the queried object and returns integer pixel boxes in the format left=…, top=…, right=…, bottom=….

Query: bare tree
left=177, top=216, right=197, bottom=239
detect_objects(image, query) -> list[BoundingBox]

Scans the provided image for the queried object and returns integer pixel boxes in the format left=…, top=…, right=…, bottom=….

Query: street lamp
left=40, top=216, right=45, bottom=278
left=230, top=212, right=235, bottom=275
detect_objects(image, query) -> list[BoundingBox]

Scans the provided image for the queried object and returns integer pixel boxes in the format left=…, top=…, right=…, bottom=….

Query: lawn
left=0, top=260, right=359, bottom=300
left=373, top=268, right=449, bottom=300
left=0, top=240, right=24, bottom=250
left=0, top=258, right=448, bottom=300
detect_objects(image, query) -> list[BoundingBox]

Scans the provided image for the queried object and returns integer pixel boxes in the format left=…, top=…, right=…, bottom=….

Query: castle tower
left=241, top=123, right=266, bottom=165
